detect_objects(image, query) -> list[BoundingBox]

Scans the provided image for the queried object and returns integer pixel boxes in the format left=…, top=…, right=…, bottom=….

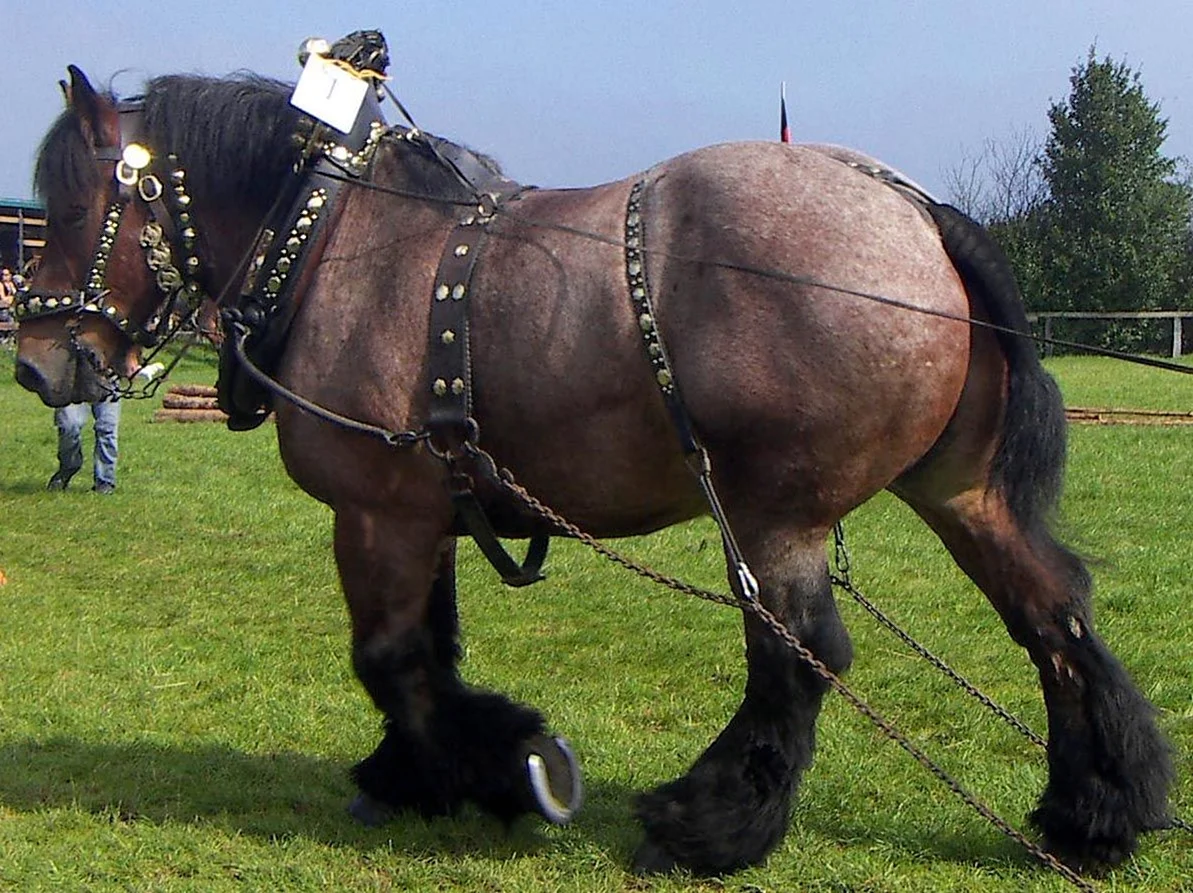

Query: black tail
left=925, top=203, right=1071, bottom=543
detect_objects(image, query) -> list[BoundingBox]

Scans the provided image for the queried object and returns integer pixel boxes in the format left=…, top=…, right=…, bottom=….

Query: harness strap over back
left=624, top=179, right=760, bottom=603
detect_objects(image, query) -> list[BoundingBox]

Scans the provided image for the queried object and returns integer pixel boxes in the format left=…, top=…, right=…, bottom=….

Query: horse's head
left=16, top=68, right=171, bottom=404
left=16, top=66, right=297, bottom=407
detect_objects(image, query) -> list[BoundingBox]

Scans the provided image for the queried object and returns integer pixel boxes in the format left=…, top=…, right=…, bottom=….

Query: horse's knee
left=351, top=629, right=438, bottom=717
left=747, top=591, right=854, bottom=706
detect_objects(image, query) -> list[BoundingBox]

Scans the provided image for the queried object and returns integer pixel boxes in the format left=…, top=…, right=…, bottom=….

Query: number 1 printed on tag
left=291, top=54, right=369, bottom=134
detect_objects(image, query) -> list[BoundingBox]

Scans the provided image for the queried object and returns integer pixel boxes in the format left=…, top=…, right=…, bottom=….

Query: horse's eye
left=59, top=205, right=89, bottom=230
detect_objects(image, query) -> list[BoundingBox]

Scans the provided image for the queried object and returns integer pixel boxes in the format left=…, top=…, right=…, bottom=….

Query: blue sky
left=2, top=1, right=1190, bottom=202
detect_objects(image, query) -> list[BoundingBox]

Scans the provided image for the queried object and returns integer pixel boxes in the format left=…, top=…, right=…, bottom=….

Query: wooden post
left=1174, top=315, right=1183, bottom=359
left=1044, top=316, right=1053, bottom=357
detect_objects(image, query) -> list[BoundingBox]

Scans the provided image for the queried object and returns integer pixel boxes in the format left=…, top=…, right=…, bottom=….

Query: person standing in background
left=46, top=397, right=121, bottom=494
left=0, top=268, right=16, bottom=322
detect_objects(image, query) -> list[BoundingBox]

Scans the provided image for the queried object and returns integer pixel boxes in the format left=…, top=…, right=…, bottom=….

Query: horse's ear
left=65, top=64, right=120, bottom=149
left=58, top=79, right=70, bottom=105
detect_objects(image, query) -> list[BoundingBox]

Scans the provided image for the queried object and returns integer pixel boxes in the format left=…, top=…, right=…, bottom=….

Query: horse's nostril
left=14, top=358, right=48, bottom=397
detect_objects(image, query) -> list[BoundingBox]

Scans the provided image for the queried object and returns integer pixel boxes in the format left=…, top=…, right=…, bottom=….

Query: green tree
left=1037, top=49, right=1191, bottom=318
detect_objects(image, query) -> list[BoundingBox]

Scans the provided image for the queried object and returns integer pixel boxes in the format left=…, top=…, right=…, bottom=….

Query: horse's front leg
left=334, top=506, right=580, bottom=827
left=634, top=527, right=853, bottom=874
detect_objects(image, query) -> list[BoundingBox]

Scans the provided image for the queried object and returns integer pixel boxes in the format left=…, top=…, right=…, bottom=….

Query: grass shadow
left=794, top=804, right=1041, bottom=873
left=0, top=736, right=641, bottom=862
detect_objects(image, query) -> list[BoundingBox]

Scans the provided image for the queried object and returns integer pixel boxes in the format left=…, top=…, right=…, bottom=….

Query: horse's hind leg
left=634, top=528, right=853, bottom=874
left=895, top=484, right=1173, bottom=869
left=336, top=507, right=579, bottom=827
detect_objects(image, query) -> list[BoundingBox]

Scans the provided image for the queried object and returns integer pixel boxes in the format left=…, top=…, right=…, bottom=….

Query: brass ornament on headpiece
left=115, top=142, right=152, bottom=186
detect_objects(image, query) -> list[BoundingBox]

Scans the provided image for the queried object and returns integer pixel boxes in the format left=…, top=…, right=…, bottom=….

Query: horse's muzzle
left=14, top=352, right=108, bottom=407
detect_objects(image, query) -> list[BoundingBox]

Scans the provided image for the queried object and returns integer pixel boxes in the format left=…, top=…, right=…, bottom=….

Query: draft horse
left=15, top=62, right=1172, bottom=875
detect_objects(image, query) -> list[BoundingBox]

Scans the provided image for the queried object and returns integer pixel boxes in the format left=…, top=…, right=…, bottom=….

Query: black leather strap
left=452, top=489, right=548, bottom=587
left=425, top=213, right=550, bottom=587
left=426, top=219, right=486, bottom=446
left=624, top=179, right=760, bottom=602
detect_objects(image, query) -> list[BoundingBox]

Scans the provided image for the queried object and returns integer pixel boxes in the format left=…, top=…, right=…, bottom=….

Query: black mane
left=35, top=71, right=516, bottom=219
left=142, top=74, right=301, bottom=207
left=35, top=74, right=300, bottom=217
left=34, top=97, right=105, bottom=219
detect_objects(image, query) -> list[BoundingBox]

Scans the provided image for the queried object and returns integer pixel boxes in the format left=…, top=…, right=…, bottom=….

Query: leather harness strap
left=218, top=98, right=387, bottom=430
left=624, top=179, right=760, bottom=602
left=426, top=208, right=550, bottom=588
left=427, top=218, right=486, bottom=442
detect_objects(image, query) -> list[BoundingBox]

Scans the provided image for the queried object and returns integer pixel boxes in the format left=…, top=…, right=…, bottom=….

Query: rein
left=309, top=163, right=1193, bottom=377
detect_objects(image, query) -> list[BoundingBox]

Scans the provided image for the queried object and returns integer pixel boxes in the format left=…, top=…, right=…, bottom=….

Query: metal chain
left=497, top=475, right=1096, bottom=892
left=831, top=523, right=1048, bottom=749
left=832, top=523, right=1192, bottom=836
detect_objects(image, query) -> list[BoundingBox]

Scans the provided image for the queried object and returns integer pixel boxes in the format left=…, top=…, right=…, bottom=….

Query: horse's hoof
left=523, top=733, right=583, bottom=825
left=631, top=838, right=679, bottom=875
left=348, top=792, right=396, bottom=828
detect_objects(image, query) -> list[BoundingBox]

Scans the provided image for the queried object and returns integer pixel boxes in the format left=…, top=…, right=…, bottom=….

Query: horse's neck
left=195, top=204, right=273, bottom=301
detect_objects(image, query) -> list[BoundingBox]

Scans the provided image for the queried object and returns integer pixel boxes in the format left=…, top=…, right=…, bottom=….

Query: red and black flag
left=780, top=82, right=791, bottom=143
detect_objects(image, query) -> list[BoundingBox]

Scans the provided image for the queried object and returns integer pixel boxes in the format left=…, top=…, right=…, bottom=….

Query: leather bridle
left=14, top=99, right=210, bottom=354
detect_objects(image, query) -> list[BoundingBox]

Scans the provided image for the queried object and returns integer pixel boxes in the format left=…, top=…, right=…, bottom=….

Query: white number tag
left=290, top=54, right=369, bottom=134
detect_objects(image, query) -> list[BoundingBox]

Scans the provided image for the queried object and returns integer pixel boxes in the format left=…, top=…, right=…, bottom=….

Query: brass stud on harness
left=435, top=284, right=450, bottom=301
left=441, top=329, right=456, bottom=345
left=432, top=378, right=448, bottom=397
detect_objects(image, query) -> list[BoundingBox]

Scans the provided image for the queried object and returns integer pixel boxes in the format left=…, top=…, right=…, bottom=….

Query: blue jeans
left=54, top=400, right=121, bottom=488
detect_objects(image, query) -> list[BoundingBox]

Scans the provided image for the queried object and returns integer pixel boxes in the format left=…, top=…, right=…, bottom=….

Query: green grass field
left=0, top=346, right=1189, bottom=892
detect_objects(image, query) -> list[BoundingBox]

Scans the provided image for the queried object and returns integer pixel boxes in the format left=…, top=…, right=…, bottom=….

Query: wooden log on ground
left=1066, top=407, right=1193, bottom=426
left=169, top=384, right=219, bottom=398
left=152, top=408, right=231, bottom=423
left=161, top=394, right=220, bottom=411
